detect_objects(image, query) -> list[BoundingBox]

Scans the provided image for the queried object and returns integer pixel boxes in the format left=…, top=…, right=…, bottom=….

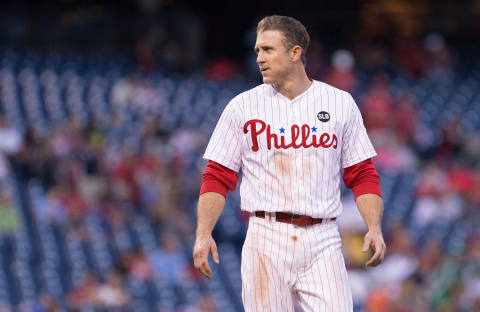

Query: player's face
left=254, top=30, right=294, bottom=84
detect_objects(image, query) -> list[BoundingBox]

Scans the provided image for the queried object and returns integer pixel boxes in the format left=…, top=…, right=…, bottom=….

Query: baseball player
left=193, top=15, right=386, bottom=312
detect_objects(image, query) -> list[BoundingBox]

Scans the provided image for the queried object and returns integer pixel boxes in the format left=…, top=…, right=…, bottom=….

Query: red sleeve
left=343, top=158, right=382, bottom=200
left=200, top=161, right=239, bottom=199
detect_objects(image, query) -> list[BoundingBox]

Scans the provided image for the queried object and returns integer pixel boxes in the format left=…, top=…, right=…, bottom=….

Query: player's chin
left=262, top=75, right=274, bottom=84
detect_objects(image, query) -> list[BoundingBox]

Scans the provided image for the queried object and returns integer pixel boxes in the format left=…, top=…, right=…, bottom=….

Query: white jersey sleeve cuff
left=341, top=151, right=377, bottom=168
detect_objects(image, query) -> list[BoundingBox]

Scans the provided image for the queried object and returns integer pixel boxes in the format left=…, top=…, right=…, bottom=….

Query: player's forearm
left=196, top=192, right=226, bottom=236
left=355, top=193, right=383, bottom=232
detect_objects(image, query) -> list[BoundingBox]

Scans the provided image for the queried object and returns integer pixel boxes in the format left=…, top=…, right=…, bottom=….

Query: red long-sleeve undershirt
left=342, top=158, right=382, bottom=199
left=199, top=161, right=239, bottom=198
left=200, top=158, right=382, bottom=200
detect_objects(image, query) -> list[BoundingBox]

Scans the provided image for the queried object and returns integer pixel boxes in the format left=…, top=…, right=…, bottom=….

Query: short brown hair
left=257, top=15, right=310, bottom=65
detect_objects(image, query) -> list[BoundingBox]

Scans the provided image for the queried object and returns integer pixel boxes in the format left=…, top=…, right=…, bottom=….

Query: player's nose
left=256, top=52, right=265, bottom=65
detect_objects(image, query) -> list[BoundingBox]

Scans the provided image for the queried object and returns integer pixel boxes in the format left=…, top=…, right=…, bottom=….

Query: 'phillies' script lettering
left=243, top=119, right=338, bottom=152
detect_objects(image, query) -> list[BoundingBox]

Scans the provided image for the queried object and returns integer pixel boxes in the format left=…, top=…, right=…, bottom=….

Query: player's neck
left=272, top=67, right=312, bottom=101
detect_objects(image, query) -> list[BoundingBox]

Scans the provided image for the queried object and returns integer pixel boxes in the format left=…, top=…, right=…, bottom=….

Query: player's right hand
left=193, top=234, right=220, bottom=279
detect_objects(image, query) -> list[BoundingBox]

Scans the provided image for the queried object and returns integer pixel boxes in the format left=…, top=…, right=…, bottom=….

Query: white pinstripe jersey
left=203, top=80, right=377, bottom=218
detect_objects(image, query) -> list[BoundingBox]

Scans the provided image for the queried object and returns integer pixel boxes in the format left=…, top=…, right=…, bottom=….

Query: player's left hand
left=193, top=234, right=220, bottom=279
left=362, top=229, right=386, bottom=267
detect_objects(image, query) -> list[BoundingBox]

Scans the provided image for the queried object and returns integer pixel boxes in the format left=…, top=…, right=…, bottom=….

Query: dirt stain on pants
left=256, top=256, right=270, bottom=309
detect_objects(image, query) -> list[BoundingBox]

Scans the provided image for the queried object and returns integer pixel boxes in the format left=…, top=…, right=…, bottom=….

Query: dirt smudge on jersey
left=274, top=151, right=291, bottom=177
left=291, top=235, right=298, bottom=241
left=273, top=151, right=294, bottom=207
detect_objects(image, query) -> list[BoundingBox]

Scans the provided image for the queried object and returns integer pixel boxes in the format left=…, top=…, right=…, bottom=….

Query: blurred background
left=0, top=0, right=479, bottom=311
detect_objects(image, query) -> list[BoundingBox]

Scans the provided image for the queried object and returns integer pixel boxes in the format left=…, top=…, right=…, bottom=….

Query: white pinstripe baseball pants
left=241, top=213, right=353, bottom=312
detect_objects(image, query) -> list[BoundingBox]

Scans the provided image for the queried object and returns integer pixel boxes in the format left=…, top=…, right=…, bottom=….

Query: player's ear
left=290, top=45, right=302, bottom=63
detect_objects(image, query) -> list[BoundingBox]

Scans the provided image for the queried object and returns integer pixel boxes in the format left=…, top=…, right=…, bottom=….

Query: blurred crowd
left=0, top=1, right=478, bottom=311
left=0, top=33, right=477, bottom=312
left=327, top=36, right=480, bottom=312
left=0, top=108, right=207, bottom=310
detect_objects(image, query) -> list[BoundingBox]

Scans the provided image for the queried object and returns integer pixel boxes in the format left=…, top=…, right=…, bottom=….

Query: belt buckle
left=292, top=214, right=307, bottom=227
